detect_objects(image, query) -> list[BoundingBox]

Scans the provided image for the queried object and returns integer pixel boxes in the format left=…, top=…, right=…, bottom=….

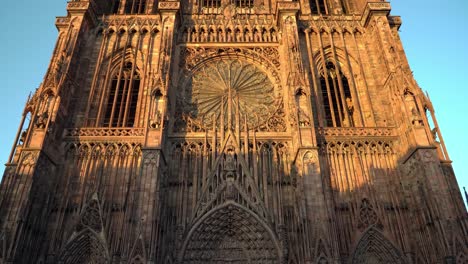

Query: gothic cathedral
left=0, top=0, right=467, bottom=263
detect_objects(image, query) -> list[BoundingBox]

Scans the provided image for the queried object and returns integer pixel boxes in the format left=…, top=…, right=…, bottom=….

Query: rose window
left=190, top=60, right=278, bottom=129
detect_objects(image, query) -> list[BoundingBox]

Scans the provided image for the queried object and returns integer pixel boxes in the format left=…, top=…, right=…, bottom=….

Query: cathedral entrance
left=350, top=228, right=407, bottom=264
left=179, top=202, right=282, bottom=264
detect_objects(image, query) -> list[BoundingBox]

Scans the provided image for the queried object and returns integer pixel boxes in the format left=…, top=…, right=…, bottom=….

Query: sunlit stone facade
left=0, top=0, right=467, bottom=263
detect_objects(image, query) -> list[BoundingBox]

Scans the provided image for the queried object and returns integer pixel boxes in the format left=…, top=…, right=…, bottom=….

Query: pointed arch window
left=124, top=0, right=147, bottom=14
left=201, top=0, right=221, bottom=9
left=235, top=0, right=254, bottom=8
left=310, top=0, right=327, bottom=15
left=103, top=62, right=141, bottom=127
left=320, top=61, right=354, bottom=127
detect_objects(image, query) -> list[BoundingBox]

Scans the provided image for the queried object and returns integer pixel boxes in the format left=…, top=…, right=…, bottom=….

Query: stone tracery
left=58, top=195, right=110, bottom=264
left=58, top=229, right=110, bottom=264
left=191, top=60, right=277, bottom=129
left=180, top=202, right=281, bottom=264
left=175, top=57, right=284, bottom=132
left=1, top=1, right=466, bottom=264
left=350, top=228, right=407, bottom=264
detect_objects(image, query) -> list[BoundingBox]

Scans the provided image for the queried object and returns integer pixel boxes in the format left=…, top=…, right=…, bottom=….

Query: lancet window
left=103, top=62, right=141, bottom=128
left=124, top=0, right=147, bottom=14
left=201, top=0, right=221, bottom=9
left=310, top=0, right=327, bottom=15
left=320, top=61, right=354, bottom=127
left=235, top=0, right=254, bottom=8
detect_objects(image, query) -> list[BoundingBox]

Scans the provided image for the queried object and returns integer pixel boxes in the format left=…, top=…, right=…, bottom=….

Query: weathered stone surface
left=0, top=0, right=466, bottom=263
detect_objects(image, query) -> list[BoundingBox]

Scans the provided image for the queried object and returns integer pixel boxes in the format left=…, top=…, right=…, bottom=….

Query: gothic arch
left=58, top=194, right=110, bottom=263
left=58, top=229, right=110, bottom=264
left=312, top=46, right=362, bottom=127
left=40, top=87, right=56, bottom=98
left=178, top=201, right=283, bottom=263
left=350, top=227, right=407, bottom=264
left=313, top=46, right=360, bottom=78
left=106, top=48, right=145, bottom=75
left=190, top=133, right=271, bottom=221
left=128, top=233, right=147, bottom=264
left=103, top=59, right=143, bottom=127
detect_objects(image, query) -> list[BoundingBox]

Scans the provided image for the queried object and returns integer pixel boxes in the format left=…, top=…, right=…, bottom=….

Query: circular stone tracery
left=190, top=60, right=278, bottom=129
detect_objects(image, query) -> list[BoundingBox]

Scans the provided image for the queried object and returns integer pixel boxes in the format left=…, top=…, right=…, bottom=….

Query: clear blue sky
left=0, top=0, right=466, bottom=207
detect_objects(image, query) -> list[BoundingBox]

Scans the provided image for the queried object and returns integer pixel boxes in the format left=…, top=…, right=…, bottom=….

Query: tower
left=0, top=0, right=467, bottom=263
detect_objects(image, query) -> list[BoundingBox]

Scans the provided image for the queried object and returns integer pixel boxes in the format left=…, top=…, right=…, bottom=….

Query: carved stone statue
left=35, top=112, right=49, bottom=129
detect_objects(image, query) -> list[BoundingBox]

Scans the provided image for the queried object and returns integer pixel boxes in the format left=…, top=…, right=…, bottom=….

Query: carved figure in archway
left=179, top=202, right=283, bottom=264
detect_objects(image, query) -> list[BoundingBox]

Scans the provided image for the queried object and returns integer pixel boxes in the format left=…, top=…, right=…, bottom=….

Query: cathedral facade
left=0, top=0, right=467, bottom=263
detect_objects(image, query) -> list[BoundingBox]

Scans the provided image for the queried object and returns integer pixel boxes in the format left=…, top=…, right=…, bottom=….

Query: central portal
left=180, top=203, right=281, bottom=264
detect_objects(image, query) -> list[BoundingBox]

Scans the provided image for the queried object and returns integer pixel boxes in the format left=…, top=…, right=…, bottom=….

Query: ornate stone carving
left=58, top=229, right=110, bottom=264
left=158, top=1, right=180, bottom=10
left=180, top=203, right=281, bottom=263
left=257, top=102, right=287, bottom=132
left=351, top=227, right=406, bottom=264
left=67, top=1, right=90, bottom=11
left=58, top=194, right=110, bottom=264
left=76, top=195, right=103, bottom=233
left=358, top=198, right=381, bottom=231
left=276, top=2, right=300, bottom=12
left=100, top=15, right=162, bottom=34
left=180, top=16, right=279, bottom=43
left=33, top=93, right=55, bottom=129
left=179, top=47, right=281, bottom=71
left=64, top=128, right=145, bottom=138
left=20, top=151, right=39, bottom=166
left=2, top=2, right=467, bottom=264
left=175, top=58, right=285, bottom=132
left=56, top=16, right=71, bottom=27
left=191, top=60, right=277, bottom=129
left=35, top=112, right=49, bottom=129
left=317, top=127, right=396, bottom=140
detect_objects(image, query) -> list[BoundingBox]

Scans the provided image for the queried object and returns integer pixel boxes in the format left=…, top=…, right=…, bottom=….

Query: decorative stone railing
left=64, top=128, right=145, bottom=140
left=180, top=17, right=279, bottom=44
left=317, top=127, right=397, bottom=138
left=101, top=15, right=162, bottom=30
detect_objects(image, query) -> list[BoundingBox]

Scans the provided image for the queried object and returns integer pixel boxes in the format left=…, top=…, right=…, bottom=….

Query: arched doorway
left=351, top=227, right=407, bottom=264
left=57, top=229, right=110, bottom=264
left=179, top=202, right=283, bottom=263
